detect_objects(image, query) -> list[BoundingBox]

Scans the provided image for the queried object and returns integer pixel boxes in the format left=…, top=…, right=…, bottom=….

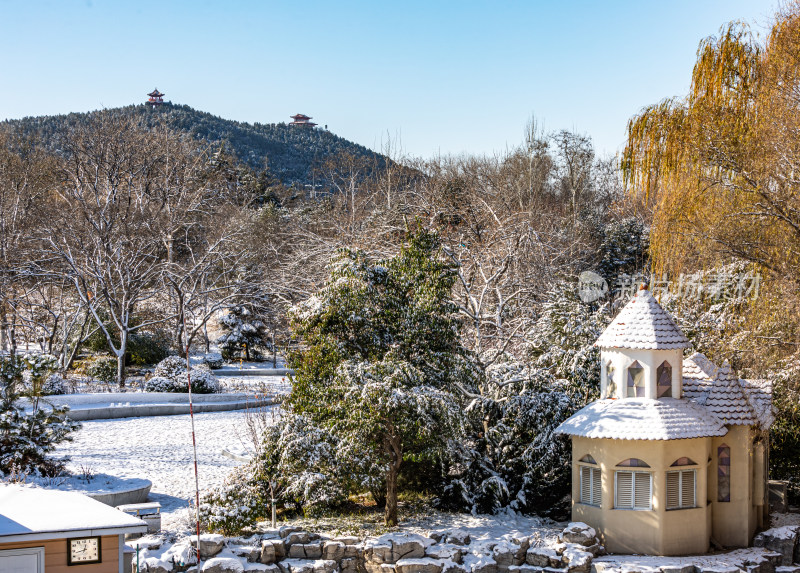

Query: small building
left=146, top=89, right=164, bottom=107
left=289, top=113, right=317, bottom=128
left=556, top=286, right=773, bottom=556
left=0, top=485, right=146, bottom=573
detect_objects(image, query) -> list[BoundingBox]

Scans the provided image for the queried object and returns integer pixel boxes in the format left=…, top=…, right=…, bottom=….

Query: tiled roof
left=595, top=288, right=690, bottom=350
left=740, top=378, right=774, bottom=428
left=555, top=397, right=728, bottom=441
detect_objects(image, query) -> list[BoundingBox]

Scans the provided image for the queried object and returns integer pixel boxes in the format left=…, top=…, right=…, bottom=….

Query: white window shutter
left=681, top=470, right=695, bottom=508
left=634, top=472, right=651, bottom=509
left=592, top=467, right=602, bottom=507
left=580, top=467, right=591, bottom=504
left=616, top=471, right=633, bottom=508
left=666, top=471, right=680, bottom=509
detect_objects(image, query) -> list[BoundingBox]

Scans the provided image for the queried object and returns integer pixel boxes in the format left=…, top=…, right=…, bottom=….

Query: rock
left=508, top=567, right=543, bottom=573
left=560, top=524, right=597, bottom=548
left=492, top=542, right=517, bottom=569
left=288, top=544, right=323, bottom=560
left=659, top=566, right=695, bottom=573
left=426, top=544, right=463, bottom=564
left=282, top=560, right=315, bottom=573
left=754, top=527, right=800, bottom=566
left=341, top=558, right=359, bottom=573
left=466, top=555, right=498, bottom=573
left=395, top=558, right=444, bottom=573
left=696, top=567, right=740, bottom=573
left=446, top=531, right=472, bottom=547
left=202, top=558, right=245, bottom=573
left=393, top=538, right=428, bottom=561
left=334, top=537, right=360, bottom=545
left=527, top=548, right=562, bottom=569
left=323, top=542, right=346, bottom=562
left=589, top=563, right=619, bottom=573
left=260, top=541, right=278, bottom=565
left=776, top=567, right=800, bottom=573
left=562, top=547, right=592, bottom=573
left=244, top=565, right=273, bottom=573
left=280, top=527, right=304, bottom=539
left=584, top=546, right=604, bottom=559
left=429, top=532, right=446, bottom=543
left=442, top=564, right=468, bottom=573
left=232, top=546, right=262, bottom=563
left=286, top=533, right=318, bottom=547
left=508, top=538, right=530, bottom=566
left=366, top=544, right=395, bottom=565
left=190, top=534, right=226, bottom=560
left=312, top=560, right=338, bottom=573
left=140, top=558, right=172, bottom=573
left=344, top=545, right=362, bottom=559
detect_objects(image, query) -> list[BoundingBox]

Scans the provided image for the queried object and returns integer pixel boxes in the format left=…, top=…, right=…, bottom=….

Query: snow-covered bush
left=198, top=466, right=263, bottom=536
left=203, top=352, right=224, bottom=369
left=41, top=373, right=66, bottom=396
left=145, top=356, right=220, bottom=393
left=86, top=356, right=117, bottom=385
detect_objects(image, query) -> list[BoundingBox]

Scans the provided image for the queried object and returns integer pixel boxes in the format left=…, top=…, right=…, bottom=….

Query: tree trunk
left=384, top=433, right=402, bottom=526
left=116, top=330, right=127, bottom=388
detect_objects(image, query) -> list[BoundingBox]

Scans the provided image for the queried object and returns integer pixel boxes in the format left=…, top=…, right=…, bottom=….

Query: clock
left=67, top=536, right=101, bottom=565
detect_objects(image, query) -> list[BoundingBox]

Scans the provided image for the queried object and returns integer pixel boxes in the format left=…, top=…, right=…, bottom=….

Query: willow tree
left=622, top=8, right=800, bottom=281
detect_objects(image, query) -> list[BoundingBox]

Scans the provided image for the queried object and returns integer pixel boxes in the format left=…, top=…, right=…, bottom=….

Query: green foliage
left=86, top=356, right=117, bottom=384
left=127, top=331, right=170, bottom=366
left=284, top=229, right=478, bottom=523
left=0, top=355, right=79, bottom=477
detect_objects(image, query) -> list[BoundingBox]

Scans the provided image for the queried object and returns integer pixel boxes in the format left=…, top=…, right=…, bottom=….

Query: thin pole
left=184, top=311, right=202, bottom=564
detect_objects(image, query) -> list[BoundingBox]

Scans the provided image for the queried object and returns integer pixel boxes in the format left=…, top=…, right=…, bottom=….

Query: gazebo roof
left=595, top=288, right=690, bottom=350
left=555, top=397, right=728, bottom=441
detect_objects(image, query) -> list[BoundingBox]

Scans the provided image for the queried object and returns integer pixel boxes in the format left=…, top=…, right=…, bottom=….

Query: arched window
left=657, top=361, right=672, bottom=398
left=627, top=361, right=645, bottom=397
left=605, top=362, right=616, bottom=399
left=718, top=444, right=731, bottom=502
left=616, top=458, right=650, bottom=467
left=579, top=455, right=601, bottom=507
left=670, top=457, right=697, bottom=466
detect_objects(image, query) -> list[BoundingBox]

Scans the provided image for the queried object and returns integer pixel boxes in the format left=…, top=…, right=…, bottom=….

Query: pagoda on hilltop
left=147, top=88, right=165, bottom=107
left=289, top=113, right=317, bottom=128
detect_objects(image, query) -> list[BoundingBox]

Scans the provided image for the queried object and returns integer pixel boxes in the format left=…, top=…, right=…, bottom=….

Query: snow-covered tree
left=217, top=305, right=266, bottom=361
left=286, top=229, right=479, bottom=525
left=0, top=355, right=78, bottom=476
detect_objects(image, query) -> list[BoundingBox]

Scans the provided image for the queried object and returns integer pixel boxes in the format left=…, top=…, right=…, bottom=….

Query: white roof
left=555, top=397, right=728, bottom=440
left=683, top=354, right=774, bottom=428
left=595, top=288, right=690, bottom=350
left=0, top=484, right=146, bottom=542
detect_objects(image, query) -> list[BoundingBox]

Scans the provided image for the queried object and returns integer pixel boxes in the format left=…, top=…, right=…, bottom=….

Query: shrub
left=41, top=373, right=66, bottom=396
left=145, top=357, right=220, bottom=393
left=198, top=467, right=264, bottom=535
left=86, top=356, right=117, bottom=384
left=203, top=353, right=224, bottom=369
left=127, top=331, right=170, bottom=366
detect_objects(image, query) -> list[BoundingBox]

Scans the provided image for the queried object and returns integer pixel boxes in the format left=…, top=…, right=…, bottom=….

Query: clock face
left=68, top=536, right=101, bottom=565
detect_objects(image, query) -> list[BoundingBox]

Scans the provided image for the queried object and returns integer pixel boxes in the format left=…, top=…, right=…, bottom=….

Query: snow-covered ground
left=54, top=407, right=279, bottom=529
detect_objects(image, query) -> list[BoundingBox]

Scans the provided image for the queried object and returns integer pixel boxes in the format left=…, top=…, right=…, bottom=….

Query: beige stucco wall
left=600, top=348, right=684, bottom=399
left=0, top=535, right=119, bottom=573
left=709, top=425, right=760, bottom=547
left=572, top=435, right=711, bottom=555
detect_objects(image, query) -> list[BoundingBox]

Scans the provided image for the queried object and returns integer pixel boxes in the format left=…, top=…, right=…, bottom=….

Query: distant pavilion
left=147, top=89, right=165, bottom=107
left=289, top=113, right=317, bottom=127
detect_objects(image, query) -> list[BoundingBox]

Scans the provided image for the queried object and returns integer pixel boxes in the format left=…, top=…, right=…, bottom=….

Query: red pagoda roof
left=148, top=89, right=164, bottom=98
left=291, top=114, right=312, bottom=120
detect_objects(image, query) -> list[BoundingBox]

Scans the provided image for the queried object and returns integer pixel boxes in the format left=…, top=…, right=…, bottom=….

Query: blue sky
left=0, top=0, right=775, bottom=159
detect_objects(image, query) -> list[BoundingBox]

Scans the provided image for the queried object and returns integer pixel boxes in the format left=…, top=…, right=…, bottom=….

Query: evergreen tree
left=217, top=305, right=267, bottom=361
left=286, top=229, right=480, bottom=525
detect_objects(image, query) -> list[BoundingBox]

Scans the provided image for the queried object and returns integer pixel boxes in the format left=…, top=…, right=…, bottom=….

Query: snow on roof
left=595, top=288, right=690, bottom=350
left=740, top=378, right=774, bottom=428
left=690, top=361, right=761, bottom=426
left=0, top=484, right=146, bottom=541
left=555, top=397, right=728, bottom=441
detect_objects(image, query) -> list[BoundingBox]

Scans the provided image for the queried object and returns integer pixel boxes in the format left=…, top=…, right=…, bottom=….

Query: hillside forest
left=2, top=5, right=800, bottom=526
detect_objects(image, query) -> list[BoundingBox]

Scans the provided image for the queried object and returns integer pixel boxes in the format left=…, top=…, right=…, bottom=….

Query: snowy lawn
left=54, top=407, right=278, bottom=528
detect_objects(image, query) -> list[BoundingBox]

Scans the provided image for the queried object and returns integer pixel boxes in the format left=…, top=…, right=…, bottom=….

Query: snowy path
left=55, top=407, right=279, bottom=527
